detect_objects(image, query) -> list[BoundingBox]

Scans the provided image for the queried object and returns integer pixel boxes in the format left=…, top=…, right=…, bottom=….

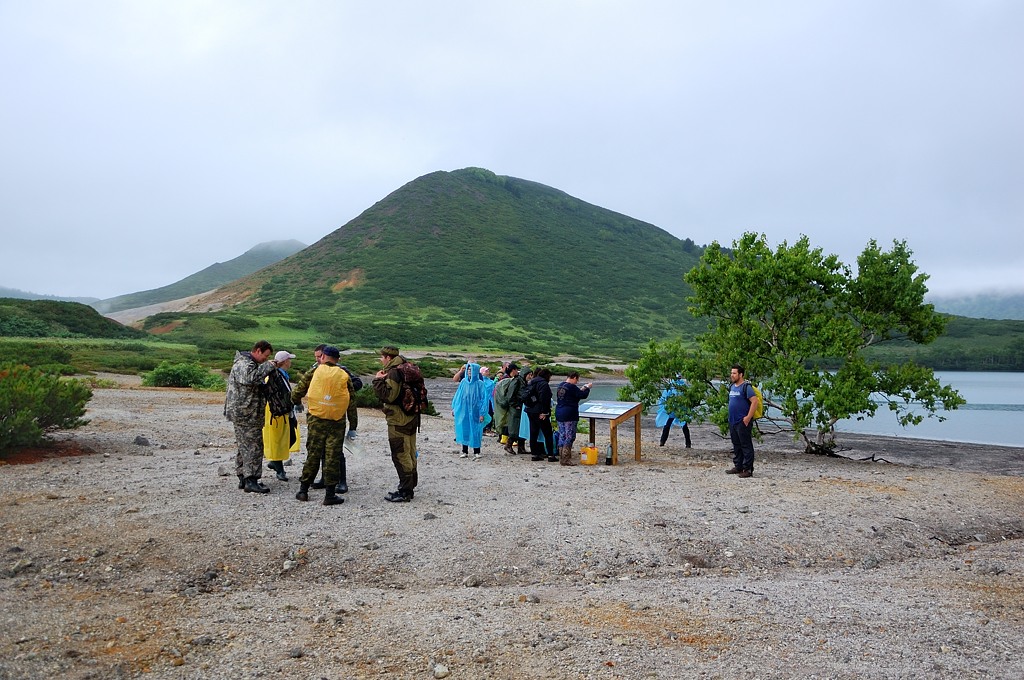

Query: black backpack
left=340, top=365, right=363, bottom=392
left=520, top=381, right=539, bottom=408
left=265, top=370, right=293, bottom=417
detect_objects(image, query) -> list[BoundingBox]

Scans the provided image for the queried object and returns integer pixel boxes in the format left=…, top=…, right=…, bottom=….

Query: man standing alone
left=726, top=364, right=759, bottom=479
left=372, top=346, right=419, bottom=503
left=224, top=340, right=277, bottom=494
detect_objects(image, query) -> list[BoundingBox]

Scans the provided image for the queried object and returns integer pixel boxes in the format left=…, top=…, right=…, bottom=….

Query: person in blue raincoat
left=657, top=378, right=692, bottom=448
left=452, top=362, right=492, bottom=460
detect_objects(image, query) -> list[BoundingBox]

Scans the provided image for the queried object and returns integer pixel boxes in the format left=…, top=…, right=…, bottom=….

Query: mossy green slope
left=205, top=168, right=705, bottom=354
left=0, top=298, right=146, bottom=339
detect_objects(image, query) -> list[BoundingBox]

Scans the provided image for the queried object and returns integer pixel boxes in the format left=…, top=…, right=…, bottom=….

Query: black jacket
left=523, top=376, right=553, bottom=415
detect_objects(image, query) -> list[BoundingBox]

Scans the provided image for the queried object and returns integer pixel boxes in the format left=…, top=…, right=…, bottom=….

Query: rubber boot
left=560, top=446, right=576, bottom=466
left=295, top=482, right=310, bottom=502
left=323, top=486, right=344, bottom=506
left=237, top=474, right=245, bottom=490
left=336, top=456, right=348, bottom=494
left=516, top=440, right=528, bottom=456
left=243, top=477, right=270, bottom=494
left=269, top=460, right=287, bottom=481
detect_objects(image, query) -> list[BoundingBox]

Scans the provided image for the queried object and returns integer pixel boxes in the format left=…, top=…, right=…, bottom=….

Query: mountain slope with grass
left=150, top=168, right=706, bottom=355
left=92, top=239, right=307, bottom=314
left=0, top=298, right=146, bottom=339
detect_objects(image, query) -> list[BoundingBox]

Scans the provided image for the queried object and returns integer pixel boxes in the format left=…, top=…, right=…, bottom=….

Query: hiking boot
left=335, top=482, right=348, bottom=494
left=503, top=442, right=515, bottom=455
left=516, top=442, right=528, bottom=456
left=323, top=489, right=344, bottom=506
left=237, top=474, right=245, bottom=490
left=547, top=456, right=558, bottom=462
left=531, top=454, right=546, bottom=461
left=738, top=469, right=753, bottom=478
left=385, top=491, right=411, bottom=503
left=243, top=477, right=270, bottom=494
left=725, top=467, right=743, bottom=474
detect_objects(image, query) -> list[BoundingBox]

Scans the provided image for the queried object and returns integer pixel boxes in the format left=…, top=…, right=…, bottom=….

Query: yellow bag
left=307, top=365, right=350, bottom=420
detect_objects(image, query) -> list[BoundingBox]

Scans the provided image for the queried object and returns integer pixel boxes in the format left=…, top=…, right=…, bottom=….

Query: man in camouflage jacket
left=224, top=340, right=277, bottom=493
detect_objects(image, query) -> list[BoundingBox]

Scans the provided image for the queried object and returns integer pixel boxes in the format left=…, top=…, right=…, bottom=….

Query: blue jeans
left=729, top=420, right=755, bottom=471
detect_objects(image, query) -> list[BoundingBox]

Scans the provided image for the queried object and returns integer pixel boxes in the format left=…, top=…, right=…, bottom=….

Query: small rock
left=133, top=436, right=150, bottom=446
left=423, top=513, right=438, bottom=520
left=282, top=560, right=298, bottom=572
left=463, top=575, right=482, bottom=588
left=289, top=648, right=303, bottom=658
left=433, top=663, right=451, bottom=679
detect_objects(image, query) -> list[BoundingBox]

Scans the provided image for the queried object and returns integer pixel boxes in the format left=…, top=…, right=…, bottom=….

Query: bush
left=0, top=363, right=92, bottom=453
left=142, top=361, right=226, bottom=390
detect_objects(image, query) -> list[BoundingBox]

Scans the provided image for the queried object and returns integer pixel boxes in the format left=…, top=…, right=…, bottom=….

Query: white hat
left=274, top=351, right=296, bottom=363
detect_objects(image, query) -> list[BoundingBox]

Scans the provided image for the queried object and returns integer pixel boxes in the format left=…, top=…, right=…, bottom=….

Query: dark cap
left=322, top=346, right=341, bottom=359
left=380, top=346, right=400, bottom=358
left=506, top=362, right=519, bottom=372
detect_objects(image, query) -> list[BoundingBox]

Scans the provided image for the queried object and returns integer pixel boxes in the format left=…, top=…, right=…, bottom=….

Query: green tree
left=624, top=233, right=965, bottom=453
left=0, top=363, right=92, bottom=453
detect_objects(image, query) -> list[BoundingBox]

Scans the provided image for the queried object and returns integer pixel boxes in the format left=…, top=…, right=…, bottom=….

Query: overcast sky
left=2, top=1, right=1021, bottom=300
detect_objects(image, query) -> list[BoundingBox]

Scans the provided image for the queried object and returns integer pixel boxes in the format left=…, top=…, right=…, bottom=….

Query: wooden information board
left=577, top=400, right=644, bottom=465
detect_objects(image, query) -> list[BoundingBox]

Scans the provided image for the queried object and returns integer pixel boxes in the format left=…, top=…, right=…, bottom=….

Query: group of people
left=224, top=342, right=421, bottom=506
left=224, top=342, right=762, bottom=508
left=450, top=361, right=594, bottom=466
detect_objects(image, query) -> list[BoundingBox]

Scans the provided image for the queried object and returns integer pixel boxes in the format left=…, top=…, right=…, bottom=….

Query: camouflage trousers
left=303, top=415, right=347, bottom=487
left=233, top=418, right=265, bottom=479
left=387, top=421, right=418, bottom=495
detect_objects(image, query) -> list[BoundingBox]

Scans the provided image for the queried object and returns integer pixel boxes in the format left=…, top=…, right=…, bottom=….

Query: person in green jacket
left=372, top=346, right=419, bottom=503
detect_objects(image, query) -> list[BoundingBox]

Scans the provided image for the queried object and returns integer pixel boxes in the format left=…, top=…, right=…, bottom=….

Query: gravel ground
left=1, top=375, right=1022, bottom=679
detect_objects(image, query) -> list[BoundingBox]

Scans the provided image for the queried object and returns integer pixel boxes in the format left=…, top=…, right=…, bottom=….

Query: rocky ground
left=1, top=375, right=1022, bottom=679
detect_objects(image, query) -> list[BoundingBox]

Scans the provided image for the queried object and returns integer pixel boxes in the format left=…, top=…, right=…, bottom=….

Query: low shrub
left=0, top=363, right=92, bottom=453
left=142, top=361, right=226, bottom=390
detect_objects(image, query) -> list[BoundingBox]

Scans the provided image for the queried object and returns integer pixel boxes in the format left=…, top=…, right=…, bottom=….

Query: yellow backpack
left=750, top=384, right=765, bottom=419
left=307, top=365, right=350, bottom=420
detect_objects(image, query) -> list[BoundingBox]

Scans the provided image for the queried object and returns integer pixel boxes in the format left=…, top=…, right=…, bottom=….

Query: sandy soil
left=1, top=375, right=1022, bottom=679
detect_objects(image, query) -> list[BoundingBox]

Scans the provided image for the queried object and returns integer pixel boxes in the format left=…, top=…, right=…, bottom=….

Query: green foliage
left=0, top=299, right=145, bottom=339
left=0, top=363, right=92, bottom=453
left=625, top=233, right=965, bottom=453
left=142, top=361, right=226, bottom=390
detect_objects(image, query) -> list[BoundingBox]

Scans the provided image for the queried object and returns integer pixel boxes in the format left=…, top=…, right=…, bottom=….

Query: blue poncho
left=655, top=379, right=689, bottom=429
left=452, top=363, right=492, bottom=448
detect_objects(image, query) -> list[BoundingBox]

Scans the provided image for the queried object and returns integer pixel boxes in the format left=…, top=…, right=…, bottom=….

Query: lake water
left=586, top=372, right=1024, bottom=448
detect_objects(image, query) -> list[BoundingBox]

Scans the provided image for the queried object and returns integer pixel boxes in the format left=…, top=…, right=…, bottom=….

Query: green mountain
left=92, top=239, right=307, bottom=314
left=151, top=168, right=706, bottom=355
left=0, top=298, right=146, bottom=339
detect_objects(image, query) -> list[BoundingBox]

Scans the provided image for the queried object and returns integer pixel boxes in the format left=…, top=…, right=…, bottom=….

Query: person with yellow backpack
left=290, top=346, right=355, bottom=506
left=726, top=363, right=760, bottom=479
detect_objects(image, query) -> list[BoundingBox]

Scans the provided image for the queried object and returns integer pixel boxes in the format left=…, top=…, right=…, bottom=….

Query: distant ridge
left=0, top=286, right=98, bottom=305
left=157, top=168, right=708, bottom=354
left=929, top=292, right=1024, bottom=321
left=92, top=239, right=306, bottom=314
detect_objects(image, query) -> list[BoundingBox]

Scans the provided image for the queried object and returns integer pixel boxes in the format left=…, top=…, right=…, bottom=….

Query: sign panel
left=578, top=401, right=642, bottom=419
